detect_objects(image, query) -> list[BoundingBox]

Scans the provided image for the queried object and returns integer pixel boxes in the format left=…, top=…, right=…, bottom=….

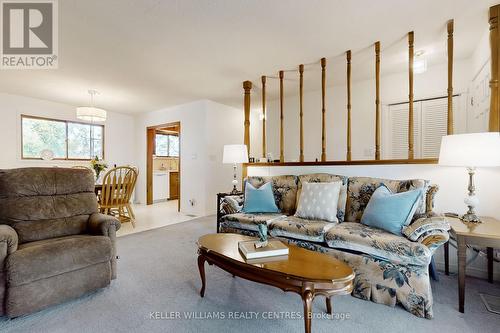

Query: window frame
left=154, top=132, right=179, bottom=158
left=21, top=114, right=105, bottom=161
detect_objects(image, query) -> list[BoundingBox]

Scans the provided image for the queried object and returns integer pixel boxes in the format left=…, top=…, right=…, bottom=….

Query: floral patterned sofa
left=217, top=173, right=450, bottom=319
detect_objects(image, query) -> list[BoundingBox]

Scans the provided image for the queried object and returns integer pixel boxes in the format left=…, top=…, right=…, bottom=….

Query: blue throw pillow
left=361, top=185, right=423, bottom=235
left=242, top=182, right=280, bottom=213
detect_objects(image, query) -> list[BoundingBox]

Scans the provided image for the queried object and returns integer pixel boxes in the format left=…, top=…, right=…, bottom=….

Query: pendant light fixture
left=76, top=89, right=107, bottom=122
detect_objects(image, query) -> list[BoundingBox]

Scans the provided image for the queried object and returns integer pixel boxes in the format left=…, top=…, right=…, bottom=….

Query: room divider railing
left=240, top=4, right=500, bottom=177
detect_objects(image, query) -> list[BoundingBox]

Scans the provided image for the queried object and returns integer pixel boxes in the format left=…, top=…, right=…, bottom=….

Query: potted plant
left=90, top=156, right=107, bottom=181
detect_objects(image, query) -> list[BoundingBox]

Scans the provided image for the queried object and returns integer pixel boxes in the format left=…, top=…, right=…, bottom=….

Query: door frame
left=146, top=121, right=181, bottom=212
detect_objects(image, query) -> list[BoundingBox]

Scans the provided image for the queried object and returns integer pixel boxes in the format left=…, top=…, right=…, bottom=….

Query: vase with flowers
left=90, top=156, right=107, bottom=181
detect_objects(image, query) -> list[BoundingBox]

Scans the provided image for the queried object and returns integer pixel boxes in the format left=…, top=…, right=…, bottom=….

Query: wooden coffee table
left=197, top=233, right=354, bottom=333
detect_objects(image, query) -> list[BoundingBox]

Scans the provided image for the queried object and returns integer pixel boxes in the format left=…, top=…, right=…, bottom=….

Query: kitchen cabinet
left=169, top=171, right=179, bottom=200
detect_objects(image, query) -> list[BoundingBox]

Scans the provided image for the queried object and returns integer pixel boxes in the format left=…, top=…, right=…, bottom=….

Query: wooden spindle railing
left=490, top=5, right=500, bottom=132
left=299, top=64, right=305, bottom=162
left=279, top=70, right=285, bottom=162
left=346, top=50, right=352, bottom=161
left=241, top=7, right=500, bottom=167
left=375, top=41, right=381, bottom=160
left=261, top=75, right=267, bottom=157
left=447, top=20, right=454, bottom=135
left=321, top=58, right=327, bottom=161
left=408, top=31, right=415, bottom=160
left=243, top=80, right=252, bottom=179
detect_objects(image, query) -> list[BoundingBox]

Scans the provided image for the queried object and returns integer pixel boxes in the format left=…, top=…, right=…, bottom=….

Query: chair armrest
left=417, top=229, right=450, bottom=252
left=403, top=216, right=450, bottom=252
left=0, top=225, right=18, bottom=264
left=217, top=193, right=244, bottom=218
left=88, top=213, right=121, bottom=237
left=88, top=213, right=120, bottom=279
left=425, top=184, right=439, bottom=217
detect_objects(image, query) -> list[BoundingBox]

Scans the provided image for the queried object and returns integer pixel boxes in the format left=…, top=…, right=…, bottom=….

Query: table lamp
left=223, top=144, right=249, bottom=194
left=439, top=132, right=500, bottom=223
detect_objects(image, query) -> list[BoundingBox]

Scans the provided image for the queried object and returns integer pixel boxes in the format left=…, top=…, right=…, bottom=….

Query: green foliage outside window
left=22, top=116, right=104, bottom=160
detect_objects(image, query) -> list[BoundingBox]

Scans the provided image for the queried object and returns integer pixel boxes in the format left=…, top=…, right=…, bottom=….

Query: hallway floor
left=117, top=200, right=198, bottom=236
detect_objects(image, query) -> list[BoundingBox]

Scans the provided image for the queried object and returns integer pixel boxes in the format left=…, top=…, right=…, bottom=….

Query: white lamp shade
left=439, top=132, right=500, bottom=167
left=223, top=144, right=249, bottom=164
left=76, top=107, right=107, bottom=122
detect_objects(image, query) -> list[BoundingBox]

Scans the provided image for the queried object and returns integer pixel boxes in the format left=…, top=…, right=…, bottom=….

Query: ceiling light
left=76, top=90, right=107, bottom=122
left=413, top=50, right=427, bottom=74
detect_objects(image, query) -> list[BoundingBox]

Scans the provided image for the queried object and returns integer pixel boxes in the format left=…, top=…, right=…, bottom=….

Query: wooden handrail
left=244, top=158, right=438, bottom=167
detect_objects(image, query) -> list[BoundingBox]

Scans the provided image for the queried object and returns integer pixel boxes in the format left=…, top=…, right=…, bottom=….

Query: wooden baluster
left=299, top=64, right=305, bottom=162
left=321, top=58, right=327, bottom=162
left=243, top=80, right=252, bottom=178
left=261, top=76, right=266, bottom=158
left=279, top=70, right=285, bottom=162
left=375, top=41, right=381, bottom=160
left=408, top=31, right=415, bottom=159
left=346, top=51, right=352, bottom=161
left=447, top=20, right=454, bottom=135
left=490, top=5, right=500, bottom=131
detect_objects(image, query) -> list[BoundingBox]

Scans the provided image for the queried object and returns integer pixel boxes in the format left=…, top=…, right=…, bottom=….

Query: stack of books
left=238, top=239, right=289, bottom=263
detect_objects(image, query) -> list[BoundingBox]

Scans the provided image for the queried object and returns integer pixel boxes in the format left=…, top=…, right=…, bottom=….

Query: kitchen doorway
left=146, top=122, right=180, bottom=212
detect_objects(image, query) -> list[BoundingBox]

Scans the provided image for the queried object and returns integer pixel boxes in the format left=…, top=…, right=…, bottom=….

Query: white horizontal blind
left=421, top=99, right=448, bottom=158
left=388, top=96, right=459, bottom=159
left=388, top=103, right=420, bottom=159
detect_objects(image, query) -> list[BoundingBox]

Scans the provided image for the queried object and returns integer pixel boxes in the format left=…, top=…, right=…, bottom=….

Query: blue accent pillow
left=361, top=184, right=423, bottom=235
left=242, top=182, right=280, bottom=213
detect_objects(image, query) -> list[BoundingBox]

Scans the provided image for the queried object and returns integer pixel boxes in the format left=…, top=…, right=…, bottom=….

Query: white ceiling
left=0, top=0, right=496, bottom=114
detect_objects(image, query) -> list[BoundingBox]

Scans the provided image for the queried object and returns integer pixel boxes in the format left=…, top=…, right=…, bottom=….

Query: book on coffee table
left=238, top=239, right=289, bottom=260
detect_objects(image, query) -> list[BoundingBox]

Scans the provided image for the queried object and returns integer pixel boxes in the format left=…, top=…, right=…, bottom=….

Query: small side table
left=444, top=217, right=500, bottom=313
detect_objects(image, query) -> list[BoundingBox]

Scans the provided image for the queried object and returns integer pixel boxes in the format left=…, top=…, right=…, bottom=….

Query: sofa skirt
left=220, top=225, right=433, bottom=319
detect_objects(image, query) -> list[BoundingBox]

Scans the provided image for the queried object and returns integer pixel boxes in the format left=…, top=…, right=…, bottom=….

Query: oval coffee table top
left=198, top=233, right=354, bottom=283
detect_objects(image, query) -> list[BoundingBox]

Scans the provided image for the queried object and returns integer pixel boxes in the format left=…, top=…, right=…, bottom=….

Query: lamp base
left=230, top=185, right=240, bottom=195
left=461, top=212, right=482, bottom=224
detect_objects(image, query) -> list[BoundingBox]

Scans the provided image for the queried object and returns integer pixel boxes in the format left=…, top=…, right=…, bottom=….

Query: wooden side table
left=444, top=217, right=500, bottom=313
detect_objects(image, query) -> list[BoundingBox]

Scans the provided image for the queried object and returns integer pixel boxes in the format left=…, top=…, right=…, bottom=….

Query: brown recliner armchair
left=0, top=167, right=120, bottom=317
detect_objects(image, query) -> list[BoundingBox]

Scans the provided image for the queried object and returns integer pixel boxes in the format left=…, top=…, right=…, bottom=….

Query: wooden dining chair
left=99, top=166, right=138, bottom=227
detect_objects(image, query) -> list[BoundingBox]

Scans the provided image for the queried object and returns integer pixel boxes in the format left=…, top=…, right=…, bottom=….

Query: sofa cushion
left=361, top=185, right=423, bottom=235
left=345, top=177, right=429, bottom=223
left=269, top=216, right=336, bottom=242
left=325, top=222, right=431, bottom=266
left=297, top=173, right=348, bottom=222
left=246, top=176, right=298, bottom=215
left=242, top=182, right=280, bottom=213
left=220, top=213, right=286, bottom=232
left=6, top=235, right=112, bottom=286
left=295, top=181, right=342, bottom=223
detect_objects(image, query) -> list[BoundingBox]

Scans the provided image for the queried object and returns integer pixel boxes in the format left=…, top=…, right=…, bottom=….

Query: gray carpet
left=1, top=215, right=500, bottom=333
